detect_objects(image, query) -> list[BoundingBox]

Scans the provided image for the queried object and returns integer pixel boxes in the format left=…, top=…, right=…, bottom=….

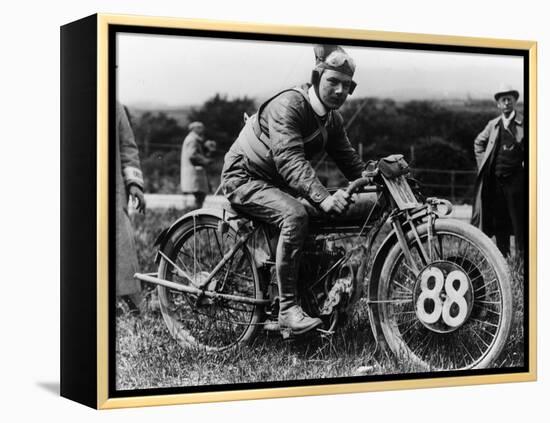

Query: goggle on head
left=313, top=45, right=357, bottom=94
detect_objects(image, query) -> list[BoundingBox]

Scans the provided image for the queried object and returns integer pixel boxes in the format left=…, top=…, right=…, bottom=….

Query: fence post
left=450, top=170, right=456, bottom=203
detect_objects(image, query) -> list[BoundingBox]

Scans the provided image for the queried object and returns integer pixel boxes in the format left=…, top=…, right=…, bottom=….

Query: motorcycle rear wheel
left=157, top=214, right=262, bottom=352
left=377, top=219, right=512, bottom=370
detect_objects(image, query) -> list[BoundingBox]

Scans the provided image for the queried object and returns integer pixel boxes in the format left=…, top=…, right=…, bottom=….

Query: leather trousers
left=223, top=178, right=379, bottom=307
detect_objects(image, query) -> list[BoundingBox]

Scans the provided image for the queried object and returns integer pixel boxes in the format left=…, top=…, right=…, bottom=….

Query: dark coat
left=180, top=131, right=210, bottom=193
left=471, top=113, right=524, bottom=235
left=115, top=102, right=144, bottom=296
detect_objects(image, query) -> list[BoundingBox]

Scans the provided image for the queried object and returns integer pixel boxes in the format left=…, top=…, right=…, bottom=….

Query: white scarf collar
left=308, top=86, right=328, bottom=117
left=501, top=110, right=516, bottom=129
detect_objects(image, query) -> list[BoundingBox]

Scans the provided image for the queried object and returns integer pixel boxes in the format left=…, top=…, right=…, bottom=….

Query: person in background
left=116, top=101, right=146, bottom=314
left=471, top=85, right=525, bottom=257
left=180, top=121, right=215, bottom=209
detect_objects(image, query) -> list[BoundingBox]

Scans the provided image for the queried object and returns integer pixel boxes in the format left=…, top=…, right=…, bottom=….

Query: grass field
left=115, top=208, right=525, bottom=390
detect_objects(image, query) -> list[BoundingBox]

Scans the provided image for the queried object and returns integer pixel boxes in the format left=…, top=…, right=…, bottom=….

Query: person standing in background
left=471, top=85, right=525, bottom=257
left=180, top=121, right=214, bottom=209
left=116, top=101, right=146, bottom=314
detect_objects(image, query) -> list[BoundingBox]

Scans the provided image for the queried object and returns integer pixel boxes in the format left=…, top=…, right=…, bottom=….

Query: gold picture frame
left=60, top=13, right=537, bottom=409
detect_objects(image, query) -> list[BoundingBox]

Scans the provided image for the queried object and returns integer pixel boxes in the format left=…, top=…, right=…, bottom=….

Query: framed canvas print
left=60, top=13, right=537, bottom=409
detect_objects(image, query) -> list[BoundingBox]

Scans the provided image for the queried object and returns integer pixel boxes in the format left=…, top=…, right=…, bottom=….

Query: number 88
left=416, top=267, right=469, bottom=327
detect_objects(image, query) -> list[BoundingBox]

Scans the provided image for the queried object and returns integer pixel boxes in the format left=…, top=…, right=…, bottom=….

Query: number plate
left=413, top=261, right=474, bottom=333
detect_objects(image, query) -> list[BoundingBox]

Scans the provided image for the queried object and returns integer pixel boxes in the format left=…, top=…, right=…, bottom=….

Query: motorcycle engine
left=300, top=236, right=365, bottom=322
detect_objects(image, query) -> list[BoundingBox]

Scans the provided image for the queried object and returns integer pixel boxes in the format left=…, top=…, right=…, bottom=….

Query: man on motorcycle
left=221, top=44, right=375, bottom=335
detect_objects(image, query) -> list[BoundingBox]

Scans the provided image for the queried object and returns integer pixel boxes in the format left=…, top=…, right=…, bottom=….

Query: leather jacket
left=222, top=84, right=366, bottom=205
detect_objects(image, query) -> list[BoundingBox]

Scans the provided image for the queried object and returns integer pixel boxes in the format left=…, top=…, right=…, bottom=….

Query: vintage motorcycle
left=135, top=156, right=512, bottom=371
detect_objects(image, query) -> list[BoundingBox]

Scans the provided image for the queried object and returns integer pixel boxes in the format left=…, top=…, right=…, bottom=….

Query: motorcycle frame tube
left=135, top=272, right=270, bottom=306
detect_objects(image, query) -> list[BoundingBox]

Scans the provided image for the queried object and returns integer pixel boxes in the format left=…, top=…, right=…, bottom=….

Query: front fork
left=389, top=198, right=453, bottom=277
left=391, top=216, right=421, bottom=276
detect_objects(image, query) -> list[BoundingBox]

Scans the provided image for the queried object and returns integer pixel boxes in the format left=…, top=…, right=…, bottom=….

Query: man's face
left=318, top=69, right=353, bottom=109
left=496, top=94, right=517, bottom=116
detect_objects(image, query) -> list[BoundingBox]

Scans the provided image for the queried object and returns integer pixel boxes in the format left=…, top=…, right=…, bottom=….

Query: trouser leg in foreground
left=227, top=182, right=322, bottom=334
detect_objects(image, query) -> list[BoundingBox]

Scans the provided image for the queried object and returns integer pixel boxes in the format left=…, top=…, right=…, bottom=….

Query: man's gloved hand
left=320, top=189, right=351, bottom=215
left=129, top=185, right=146, bottom=214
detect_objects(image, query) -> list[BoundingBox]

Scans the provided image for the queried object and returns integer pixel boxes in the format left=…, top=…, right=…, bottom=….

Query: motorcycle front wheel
left=376, top=218, right=512, bottom=371
left=157, top=214, right=262, bottom=352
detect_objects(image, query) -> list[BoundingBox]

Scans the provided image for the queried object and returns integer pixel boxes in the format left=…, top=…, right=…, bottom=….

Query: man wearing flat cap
left=221, top=45, right=378, bottom=335
left=471, top=85, right=525, bottom=257
left=181, top=121, right=214, bottom=209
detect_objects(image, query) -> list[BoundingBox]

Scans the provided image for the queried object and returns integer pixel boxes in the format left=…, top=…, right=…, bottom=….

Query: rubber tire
left=157, top=214, right=263, bottom=352
left=376, top=219, right=512, bottom=370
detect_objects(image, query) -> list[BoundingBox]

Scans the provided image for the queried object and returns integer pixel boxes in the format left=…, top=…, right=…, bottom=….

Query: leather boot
left=278, top=294, right=323, bottom=335
left=275, top=210, right=321, bottom=335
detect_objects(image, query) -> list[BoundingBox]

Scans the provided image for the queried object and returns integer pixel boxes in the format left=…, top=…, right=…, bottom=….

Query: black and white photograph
left=8, top=0, right=550, bottom=418
left=110, top=25, right=530, bottom=396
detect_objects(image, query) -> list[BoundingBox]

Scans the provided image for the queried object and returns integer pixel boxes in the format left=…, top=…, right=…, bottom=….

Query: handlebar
left=346, top=172, right=379, bottom=195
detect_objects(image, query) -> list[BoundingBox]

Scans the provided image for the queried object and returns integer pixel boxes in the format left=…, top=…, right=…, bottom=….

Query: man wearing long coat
left=471, top=86, right=525, bottom=257
left=180, top=121, right=211, bottom=209
left=116, top=101, right=146, bottom=311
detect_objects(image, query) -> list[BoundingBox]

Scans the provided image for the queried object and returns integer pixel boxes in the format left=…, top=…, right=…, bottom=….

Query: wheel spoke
left=394, top=310, right=418, bottom=316
left=371, top=298, right=413, bottom=304
left=414, top=332, right=433, bottom=358
left=400, top=319, right=421, bottom=339
left=475, top=324, right=497, bottom=340
left=175, top=255, right=194, bottom=277
left=470, top=318, right=499, bottom=328
left=472, top=330, right=491, bottom=349
left=476, top=300, right=501, bottom=305
left=212, top=228, right=225, bottom=259
left=472, top=304, right=502, bottom=317
left=157, top=217, right=258, bottom=351
left=466, top=326, right=486, bottom=355
left=436, top=235, right=444, bottom=260
left=474, top=278, right=497, bottom=291
left=397, top=317, right=419, bottom=327
left=392, top=280, right=413, bottom=294
left=476, top=289, right=501, bottom=299
left=458, top=337, right=476, bottom=364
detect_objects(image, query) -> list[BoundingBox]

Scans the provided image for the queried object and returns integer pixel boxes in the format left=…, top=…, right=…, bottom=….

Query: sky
left=117, top=32, right=524, bottom=107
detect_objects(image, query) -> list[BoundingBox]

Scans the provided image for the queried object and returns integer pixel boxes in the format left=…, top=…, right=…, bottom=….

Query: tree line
left=127, top=93, right=520, bottom=202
